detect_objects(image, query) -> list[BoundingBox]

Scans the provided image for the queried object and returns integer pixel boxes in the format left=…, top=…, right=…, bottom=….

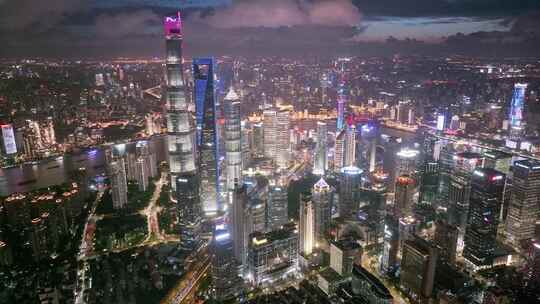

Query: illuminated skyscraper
left=344, top=124, right=356, bottom=167
left=400, top=236, right=438, bottom=300
left=506, top=160, right=540, bottom=246
left=508, top=83, right=528, bottom=146
left=334, top=129, right=346, bottom=172
left=164, top=12, right=197, bottom=192
left=165, top=13, right=201, bottom=249
left=312, top=178, right=333, bottom=242
left=267, top=185, right=288, bottom=231
left=313, top=121, right=328, bottom=175
left=263, top=108, right=277, bottom=160
left=276, top=109, right=291, bottom=169
left=463, top=168, right=505, bottom=271
left=299, top=192, right=315, bottom=256
left=193, top=57, right=219, bottom=214
left=224, top=88, right=242, bottom=192
left=211, top=228, right=243, bottom=300
left=395, top=148, right=420, bottom=179
left=394, top=175, right=416, bottom=218
left=336, top=60, right=349, bottom=132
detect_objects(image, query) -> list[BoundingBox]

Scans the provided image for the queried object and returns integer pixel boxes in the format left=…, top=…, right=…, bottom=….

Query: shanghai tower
left=164, top=13, right=201, bottom=250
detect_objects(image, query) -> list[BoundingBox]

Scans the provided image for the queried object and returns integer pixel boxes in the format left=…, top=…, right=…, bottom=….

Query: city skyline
left=2, top=3, right=540, bottom=304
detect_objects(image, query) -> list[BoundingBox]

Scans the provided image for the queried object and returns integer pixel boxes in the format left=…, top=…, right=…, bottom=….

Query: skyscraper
left=336, top=61, right=348, bottom=132
left=334, top=129, right=346, bottom=172
left=506, top=160, right=540, bottom=247
left=312, top=178, right=333, bottom=243
left=211, top=229, right=243, bottom=300
left=394, top=175, right=416, bottom=218
left=313, top=121, right=328, bottom=175
left=224, top=87, right=242, bottom=192
left=344, top=124, right=356, bottom=167
left=339, top=166, right=363, bottom=219
left=164, top=12, right=197, bottom=192
left=267, top=185, right=288, bottom=231
left=299, top=192, right=315, bottom=256
left=463, top=168, right=505, bottom=271
left=176, top=173, right=202, bottom=251
left=400, top=236, right=438, bottom=300
left=508, top=83, right=528, bottom=147
left=193, top=57, right=219, bottom=214
left=231, top=184, right=248, bottom=269
left=263, top=108, right=277, bottom=160
left=276, top=109, right=291, bottom=169
left=109, top=157, right=128, bottom=210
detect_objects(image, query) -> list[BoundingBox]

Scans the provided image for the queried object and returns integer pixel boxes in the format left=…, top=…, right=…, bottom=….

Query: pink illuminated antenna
left=164, top=11, right=182, bottom=36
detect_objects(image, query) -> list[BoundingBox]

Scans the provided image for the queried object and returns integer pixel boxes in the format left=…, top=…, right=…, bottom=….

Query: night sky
left=1, top=0, right=539, bottom=58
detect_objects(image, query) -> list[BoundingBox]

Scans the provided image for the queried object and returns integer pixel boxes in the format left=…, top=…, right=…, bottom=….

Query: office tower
left=339, top=166, right=363, bottom=219
left=109, top=157, right=128, bottom=210
left=231, top=185, right=248, bottom=270
left=241, top=121, right=252, bottom=170
left=395, top=148, right=420, bottom=179
left=334, top=129, right=346, bottom=172
left=400, top=236, right=438, bottom=300
left=247, top=223, right=298, bottom=285
left=263, top=108, right=277, bottom=160
left=359, top=123, right=378, bottom=173
left=252, top=122, right=264, bottom=157
left=176, top=173, right=202, bottom=251
left=394, top=175, right=416, bottom=218
left=193, top=57, right=219, bottom=214
left=299, top=192, right=315, bottom=256
left=276, top=109, right=291, bottom=169
left=506, top=160, right=540, bottom=247
left=313, top=121, right=328, bottom=175
left=508, top=83, right=528, bottom=147
left=463, top=168, right=505, bottom=271
left=267, top=185, right=288, bottom=231
left=419, top=162, right=439, bottom=206
left=211, top=229, right=242, bottom=301
left=164, top=12, right=197, bottom=193
left=351, top=264, right=393, bottom=304
left=344, top=124, right=356, bottom=167
left=434, top=219, right=458, bottom=265
left=330, top=239, right=361, bottom=276
left=448, top=152, right=484, bottom=253
left=247, top=199, right=266, bottom=234
left=312, top=178, right=333, bottom=242
left=224, top=87, right=242, bottom=192
left=321, top=73, right=330, bottom=104
left=398, top=216, right=417, bottom=258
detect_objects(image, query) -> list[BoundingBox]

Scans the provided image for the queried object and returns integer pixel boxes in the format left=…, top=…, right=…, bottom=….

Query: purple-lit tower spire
left=164, top=12, right=201, bottom=251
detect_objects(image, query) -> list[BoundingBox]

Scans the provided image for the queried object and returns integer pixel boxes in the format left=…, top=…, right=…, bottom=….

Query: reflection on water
left=0, top=150, right=107, bottom=196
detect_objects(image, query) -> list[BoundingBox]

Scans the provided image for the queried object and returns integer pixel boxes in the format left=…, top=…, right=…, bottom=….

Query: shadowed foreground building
left=352, top=264, right=393, bottom=304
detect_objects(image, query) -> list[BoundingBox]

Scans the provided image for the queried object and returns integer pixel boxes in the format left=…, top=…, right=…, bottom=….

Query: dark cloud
left=0, top=0, right=86, bottom=31
left=192, top=0, right=361, bottom=28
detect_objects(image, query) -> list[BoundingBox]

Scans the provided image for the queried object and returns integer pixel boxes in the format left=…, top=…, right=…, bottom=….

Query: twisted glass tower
left=164, top=13, right=200, bottom=250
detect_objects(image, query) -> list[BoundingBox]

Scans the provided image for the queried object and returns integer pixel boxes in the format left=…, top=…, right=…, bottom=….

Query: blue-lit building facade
left=507, top=83, right=527, bottom=148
